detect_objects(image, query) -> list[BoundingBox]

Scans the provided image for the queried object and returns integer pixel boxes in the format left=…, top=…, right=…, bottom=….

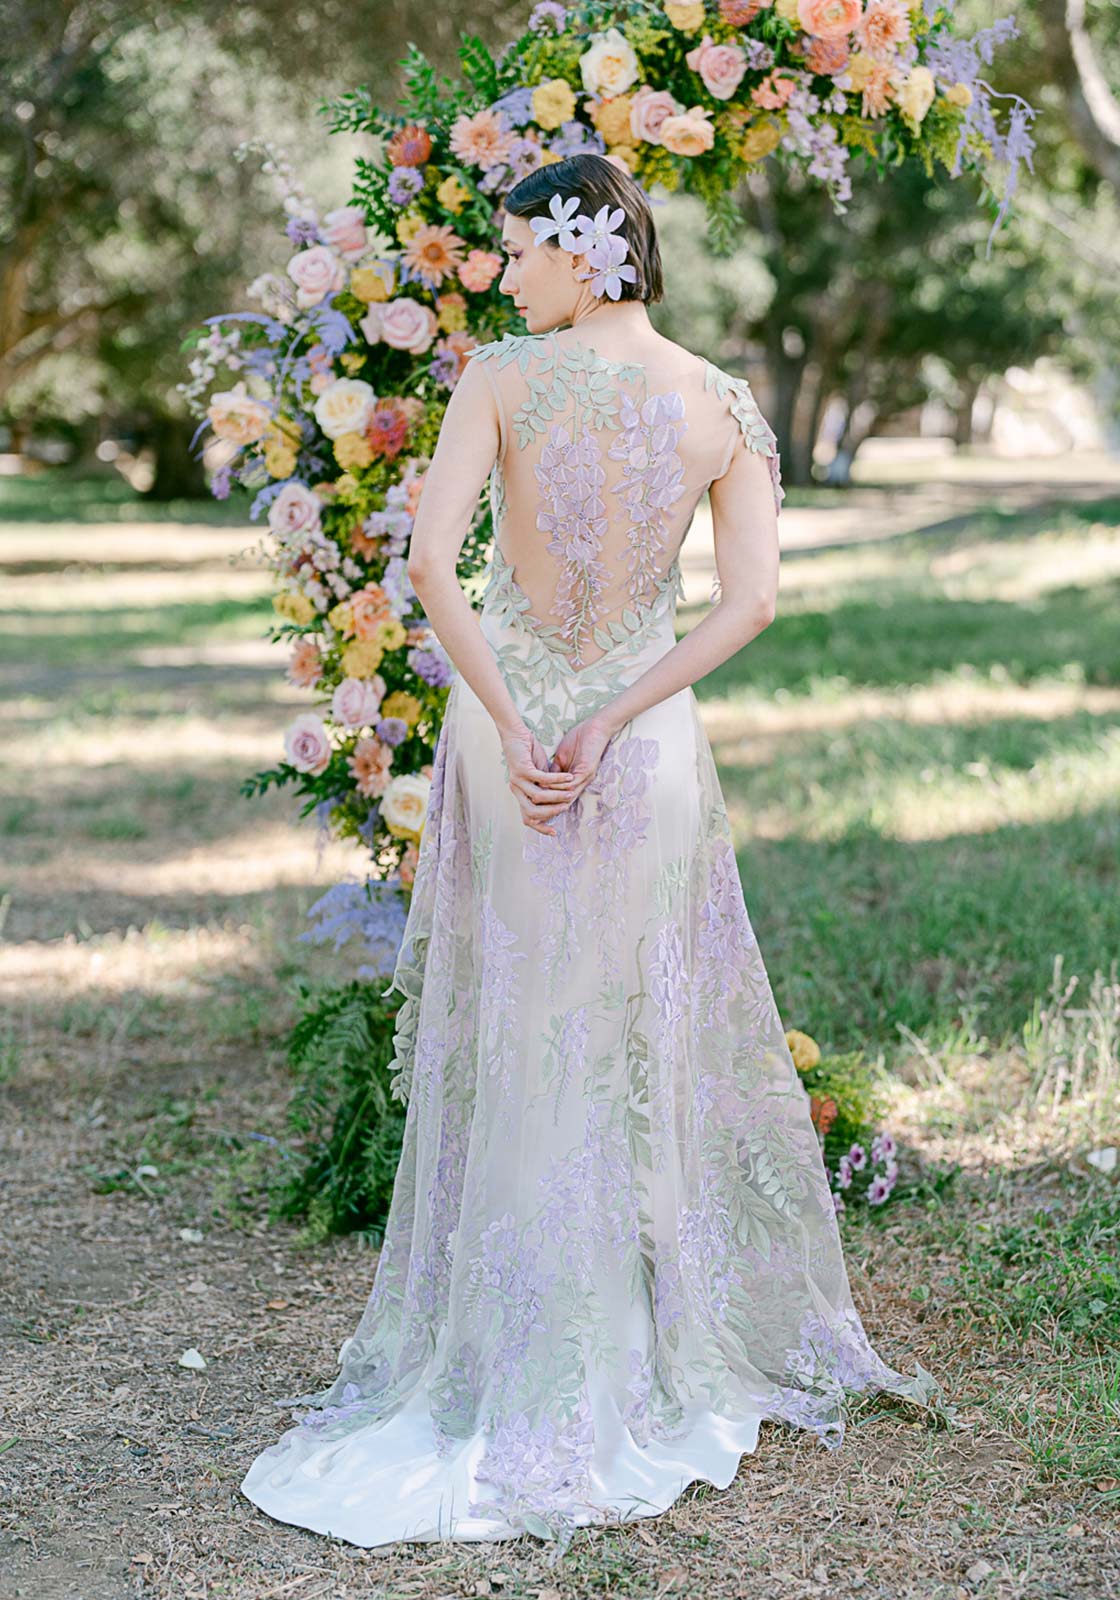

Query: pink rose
left=288, top=638, right=323, bottom=688
left=658, top=106, right=716, bottom=156
left=376, top=297, right=439, bottom=354
left=684, top=35, right=748, bottom=101
left=322, top=205, right=368, bottom=260
left=284, top=712, right=332, bottom=774
left=798, top=0, right=863, bottom=39
left=629, top=86, right=685, bottom=144
left=331, top=675, right=386, bottom=729
left=268, top=482, right=323, bottom=540
left=458, top=250, right=504, bottom=293
left=287, top=244, right=346, bottom=308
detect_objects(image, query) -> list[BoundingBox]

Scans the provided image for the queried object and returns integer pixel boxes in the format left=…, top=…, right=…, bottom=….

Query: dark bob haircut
left=502, top=153, right=664, bottom=306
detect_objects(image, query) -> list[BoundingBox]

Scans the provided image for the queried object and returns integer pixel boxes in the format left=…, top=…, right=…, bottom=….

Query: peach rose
left=684, top=35, right=748, bottom=101
left=797, top=0, right=862, bottom=38
left=267, top=482, right=323, bottom=539
left=287, top=244, right=346, bottom=308
left=284, top=712, right=332, bottom=775
left=377, top=297, right=439, bottom=354
left=331, top=675, right=386, bottom=728
left=350, top=583, right=394, bottom=639
left=321, top=205, right=369, bottom=260
left=658, top=106, right=716, bottom=156
left=207, top=381, right=271, bottom=446
left=629, top=86, right=686, bottom=144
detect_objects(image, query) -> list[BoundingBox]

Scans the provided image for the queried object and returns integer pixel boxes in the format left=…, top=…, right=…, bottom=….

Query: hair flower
left=531, top=191, right=639, bottom=301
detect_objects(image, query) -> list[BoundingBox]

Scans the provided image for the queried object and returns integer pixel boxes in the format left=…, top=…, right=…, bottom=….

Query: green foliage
left=458, top=33, right=500, bottom=105
left=269, top=979, right=408, bottom=1241
left=798, top=1049, right=891, bottom=1166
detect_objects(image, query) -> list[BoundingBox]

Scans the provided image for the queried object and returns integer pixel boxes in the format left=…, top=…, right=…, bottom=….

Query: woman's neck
left=566, top=298, right=653, bottom=336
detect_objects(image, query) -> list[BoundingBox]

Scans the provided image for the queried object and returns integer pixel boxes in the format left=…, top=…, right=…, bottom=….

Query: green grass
left=0, top=467, right=249, bottom=525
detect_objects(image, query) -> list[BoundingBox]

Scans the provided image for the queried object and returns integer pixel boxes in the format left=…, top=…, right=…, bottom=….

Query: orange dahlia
left=402, top=222, right=467, bottom=290
left=386, top=123, right=433, bottom=167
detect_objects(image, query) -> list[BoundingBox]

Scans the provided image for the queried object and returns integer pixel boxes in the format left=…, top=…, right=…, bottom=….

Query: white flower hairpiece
left=528, top=192, right=640, bottom=302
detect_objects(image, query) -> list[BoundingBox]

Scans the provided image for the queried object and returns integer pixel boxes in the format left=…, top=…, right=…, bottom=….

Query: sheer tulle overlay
left=240, top=333, right=942, bottom=1552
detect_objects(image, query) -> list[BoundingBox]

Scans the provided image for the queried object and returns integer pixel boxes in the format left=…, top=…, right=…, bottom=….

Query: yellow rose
left=349, top=262, right=395, bottom=302
left=341, top=639, right=385, bottom=678
left=396, top=211, right=423, bottom=246
left=531, top=78, right=578, bottom=131
left=943, top=81, right=973, bottom=109
left=374, top=615, right=407, bottom=650
left=741, top=121, right=783, bottom=163
left=437, top=174, right=471, bottom=213
left=381, top=690, right=422, bottom=726
left=785, top=1029, right=822, bottom=1074
left=327, top=601, right=354, bottom=634
left=338, top=351, right=366, bottom=375
left=897, top=65, right=936, bottom=125
left=591, top=92, right=636, bottom=146
left=774, top=0, right=800, bottom=20
left=273, top=591, right=316, bottom=625
left=333, top=431, right=374, bottom=470
left=663, top=0, right=705, bottom=28
left=264, top=443, right=298, bottom=479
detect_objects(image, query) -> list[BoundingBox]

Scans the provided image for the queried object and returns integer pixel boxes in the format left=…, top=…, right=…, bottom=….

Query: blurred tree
left=0, top=0, right=515, bottom=494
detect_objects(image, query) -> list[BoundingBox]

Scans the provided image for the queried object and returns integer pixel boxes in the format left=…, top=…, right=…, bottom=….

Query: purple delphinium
left=285, top=215, right=320, bottom=247
left=210, top=463, right=233, bottom=500
left=529, top=1, right=567, bottom=31
left=429, top=347, right=461, bottom=388
left=388, top=165, right=425, bottom=206
left=408, top=641, right=455, bottom=687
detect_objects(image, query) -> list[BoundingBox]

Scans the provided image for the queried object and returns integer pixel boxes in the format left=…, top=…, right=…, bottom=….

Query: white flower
left=579, top=25, right=640, bottom=99
left=380, top=773, right=432, bottom=840
left=314, top=377, right=376, bottom=439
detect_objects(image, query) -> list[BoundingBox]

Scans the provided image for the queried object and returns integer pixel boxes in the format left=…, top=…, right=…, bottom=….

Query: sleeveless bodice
left=466, top=330, right=784, bottom=679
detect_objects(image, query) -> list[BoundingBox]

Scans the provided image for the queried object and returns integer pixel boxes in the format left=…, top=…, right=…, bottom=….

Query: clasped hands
left=499, top=714, right=617, bottom=838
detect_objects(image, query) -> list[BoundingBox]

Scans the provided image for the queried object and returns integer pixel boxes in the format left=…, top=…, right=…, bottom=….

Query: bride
left=240, top=152, right=942, bottom=1553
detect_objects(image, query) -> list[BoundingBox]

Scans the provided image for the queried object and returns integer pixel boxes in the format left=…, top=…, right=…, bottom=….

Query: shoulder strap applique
left=703, top=359, right=785, bottom=606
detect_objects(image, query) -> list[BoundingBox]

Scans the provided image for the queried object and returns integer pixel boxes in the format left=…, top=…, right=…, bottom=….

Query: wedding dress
left=240, top=329, right=941, bottom=1552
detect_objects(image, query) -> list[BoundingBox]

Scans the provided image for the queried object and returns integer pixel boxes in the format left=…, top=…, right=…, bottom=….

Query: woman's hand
left=499, top=723, right=580, bottom=837
left=548, top=713, right=617, bottom=804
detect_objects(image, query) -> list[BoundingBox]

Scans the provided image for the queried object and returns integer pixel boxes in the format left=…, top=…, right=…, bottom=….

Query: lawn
left=1, top=466, right=1117, bottom=1599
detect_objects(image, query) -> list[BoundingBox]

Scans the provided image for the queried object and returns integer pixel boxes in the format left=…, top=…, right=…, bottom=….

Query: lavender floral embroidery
left=607, top=389, right=688, bottom=609
left=534, top=421, right=611, bottom=665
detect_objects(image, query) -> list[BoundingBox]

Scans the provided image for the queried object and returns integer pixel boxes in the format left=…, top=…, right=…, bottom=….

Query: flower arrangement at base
left=785, top=1028, right=903, bottom=1214
left=180, top=5, right=1034, bottom=977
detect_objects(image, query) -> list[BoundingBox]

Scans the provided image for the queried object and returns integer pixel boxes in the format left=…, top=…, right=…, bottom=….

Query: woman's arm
left=591, top=439, right=780, bottom=738
left=406, top=357, right=578, bottom=832
left=405, top=358, right=530, bottom=738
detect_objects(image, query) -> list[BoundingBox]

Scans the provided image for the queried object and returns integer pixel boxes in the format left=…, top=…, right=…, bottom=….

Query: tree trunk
left=139, top=410, right=208, bottom=501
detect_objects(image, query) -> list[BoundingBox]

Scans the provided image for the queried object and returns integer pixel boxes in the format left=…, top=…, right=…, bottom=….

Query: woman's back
left=467, top=328, right=784, bottom=672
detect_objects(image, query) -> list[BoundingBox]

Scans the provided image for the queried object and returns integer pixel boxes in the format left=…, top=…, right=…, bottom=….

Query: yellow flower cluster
left=334, top=431, right=374, bottom=470
left=663, top=0, right=704, bottom=27
left=785, top=1029, right=822, bottom=1074
left=350, top=262, right=395, bottom=302
left=532, top=77, right=577, bottom=131
left=381, top=690, right=422, bottom=726
left=274, top=591, right=316, bottom=625
left=437, top=174, right=472, bottom=214
left=341, top=638, right=385, bottom=678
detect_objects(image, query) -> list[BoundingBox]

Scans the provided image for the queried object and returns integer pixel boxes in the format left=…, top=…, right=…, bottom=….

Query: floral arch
left=182, top=0, right=1033, bottom=970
